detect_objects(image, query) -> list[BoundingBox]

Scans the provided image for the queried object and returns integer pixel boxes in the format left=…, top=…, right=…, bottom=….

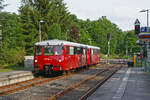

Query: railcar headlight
left=35, top=59, right=37, bottom=63
left=58, top=59, right=62, bottom=63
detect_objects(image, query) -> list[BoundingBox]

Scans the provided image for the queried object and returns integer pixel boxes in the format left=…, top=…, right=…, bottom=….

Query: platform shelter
left=138, top=33, right=150, bottom=74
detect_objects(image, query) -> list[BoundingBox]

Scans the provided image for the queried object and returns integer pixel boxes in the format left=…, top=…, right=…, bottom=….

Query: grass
left=101, top=53, right=129, bottom=59
left=0, top=64, right=25, bottom=72
left=0, top=69, right=13, bottom=72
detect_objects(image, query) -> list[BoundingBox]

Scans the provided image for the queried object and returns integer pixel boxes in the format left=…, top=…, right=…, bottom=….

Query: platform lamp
left=140, top=9, right=149, bottom=32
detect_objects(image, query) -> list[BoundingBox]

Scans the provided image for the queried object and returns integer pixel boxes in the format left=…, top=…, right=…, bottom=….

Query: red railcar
left=34, top=39, right=100, bottom=75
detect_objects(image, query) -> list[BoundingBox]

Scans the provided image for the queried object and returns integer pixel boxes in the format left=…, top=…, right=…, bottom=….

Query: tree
left=19, top=0, right=72, bottom=55
left=47, top=23, right=65, bottom=40
left=0, top=12, right=24, bottom=65
left=125, top=30, right=140, bottom=54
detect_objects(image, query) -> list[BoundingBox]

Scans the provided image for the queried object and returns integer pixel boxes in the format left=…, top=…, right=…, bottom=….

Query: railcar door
left=77, top=47, right=82, bottom=67
left=87, top=48, right=90, bottom=65
left=90, top=48, right=92, bottom=65
left=64, top=46, right=70, bottom=70
left=83, top=48, right=87, bottom=66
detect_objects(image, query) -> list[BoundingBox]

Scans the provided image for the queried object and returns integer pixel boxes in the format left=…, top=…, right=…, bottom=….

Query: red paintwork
left=34, top=44, right=100, bottom=74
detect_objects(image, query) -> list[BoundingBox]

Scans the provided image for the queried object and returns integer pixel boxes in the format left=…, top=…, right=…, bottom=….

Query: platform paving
left=0, top=68, right=34, bottom=87
left=87, top=67, right=150, bottom=100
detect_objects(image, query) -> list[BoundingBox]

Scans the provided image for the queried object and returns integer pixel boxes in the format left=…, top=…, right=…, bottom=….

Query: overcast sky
left=3, top=0, right=150, bottom=31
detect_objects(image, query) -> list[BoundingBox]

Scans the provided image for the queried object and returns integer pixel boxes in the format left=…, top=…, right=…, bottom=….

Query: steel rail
left=48, top=64, right=116, bottom=100
left=0, top=64, right=105, bottom=96
left=79, top=65, right=122, bottom=100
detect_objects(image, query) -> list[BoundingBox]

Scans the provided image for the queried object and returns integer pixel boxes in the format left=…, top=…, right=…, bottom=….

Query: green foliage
left=19, top=0, right=72, bottom=55
left=0, top=12, right=25, bottom=65
left=125, top=30, right=140, bottom=54
left=0, top=0, right=140, bottom=66
left=48, top=23, right=65, bottom=40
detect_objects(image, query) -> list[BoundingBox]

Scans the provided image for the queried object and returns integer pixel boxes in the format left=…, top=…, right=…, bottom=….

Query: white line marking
left=112, top=68, right=131, bottom=100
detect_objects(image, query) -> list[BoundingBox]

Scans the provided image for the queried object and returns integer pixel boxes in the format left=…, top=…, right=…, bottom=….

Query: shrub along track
left=0, top=64, right=119, bottom=100
left=0, top=64, right=104, bottom=96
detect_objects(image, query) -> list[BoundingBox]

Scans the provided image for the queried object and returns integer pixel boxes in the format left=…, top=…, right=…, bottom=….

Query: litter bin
left=128, top=61, right=134, bottom=67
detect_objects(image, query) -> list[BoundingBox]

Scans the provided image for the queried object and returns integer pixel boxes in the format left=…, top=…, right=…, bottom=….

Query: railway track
left=0, top=64, right=104, bottom=96
left=48, top=64, right=122, bottom=100
left=0, top=64, right=121, bottom=100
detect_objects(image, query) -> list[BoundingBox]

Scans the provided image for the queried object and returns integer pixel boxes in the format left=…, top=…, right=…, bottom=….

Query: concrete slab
left=0, top=69, right=34, bottom=87
left=87, top=67, right=150, bottom=100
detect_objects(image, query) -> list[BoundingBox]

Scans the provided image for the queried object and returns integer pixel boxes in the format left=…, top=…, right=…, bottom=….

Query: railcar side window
left=94, top=49, right=100, bottom=55
left=91, top=49, right=93, bottom=55
left=74, top=47, right=83, bottom=54
left=43, top=46, right=54, bottom=55
left=96, top=49, right=100, bottom=54
left=83, top=49, right=86, bottom=55
left=64, top=46, right=69, bottom=55
left=36, top=46, right=42, bottom=55
left=70, top=47, right=74, bottom=55
left=55, top=46, right=62, bottom=55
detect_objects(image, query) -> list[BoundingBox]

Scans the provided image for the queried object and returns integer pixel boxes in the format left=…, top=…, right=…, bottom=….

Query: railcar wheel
left=32, top=71, right=40, bottom=77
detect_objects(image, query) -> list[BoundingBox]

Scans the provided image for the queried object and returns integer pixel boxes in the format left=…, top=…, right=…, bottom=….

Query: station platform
left=0, top=68, right=34, bottom=87
left=87, top=67, right=150, bottom=100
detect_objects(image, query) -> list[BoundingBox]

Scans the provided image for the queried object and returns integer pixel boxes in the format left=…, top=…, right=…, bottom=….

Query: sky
left=3, top=0, right=150, bottom=31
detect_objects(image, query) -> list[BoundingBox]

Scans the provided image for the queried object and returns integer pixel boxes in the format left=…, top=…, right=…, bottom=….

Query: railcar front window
left=55, top=46, right=62, bottom=55
left=43, top=46, right=54, bottom=55
left=36, top=46, right=42, bottom=55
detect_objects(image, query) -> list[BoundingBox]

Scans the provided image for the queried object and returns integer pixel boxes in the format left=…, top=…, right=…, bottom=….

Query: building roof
left=35, top=39, right=100, bottom=49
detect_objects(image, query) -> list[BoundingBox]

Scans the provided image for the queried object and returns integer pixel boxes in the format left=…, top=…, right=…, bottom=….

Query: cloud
left=3, top=0, right=150, bottom=31
left=3, top=0, right=21, bottom=14
left=64, top=0, right=150, bottom=31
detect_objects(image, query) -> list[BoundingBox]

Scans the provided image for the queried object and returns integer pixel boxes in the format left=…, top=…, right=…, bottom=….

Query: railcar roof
left=35, top=39, right=100, bottom=49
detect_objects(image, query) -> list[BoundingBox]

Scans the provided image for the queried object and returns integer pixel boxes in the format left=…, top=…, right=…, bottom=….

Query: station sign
left=141, top=27, right=147, bottom=33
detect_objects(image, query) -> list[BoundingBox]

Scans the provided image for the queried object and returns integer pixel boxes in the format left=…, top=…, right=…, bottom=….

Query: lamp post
left=0, top=25, right=2, bottom=40
left=39, top=20, right=44, bottom=42
left=140, top=9, right=149, bottom=32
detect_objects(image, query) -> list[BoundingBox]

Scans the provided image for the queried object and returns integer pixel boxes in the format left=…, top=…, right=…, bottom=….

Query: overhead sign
left=141, top=27, right=147, bottom=32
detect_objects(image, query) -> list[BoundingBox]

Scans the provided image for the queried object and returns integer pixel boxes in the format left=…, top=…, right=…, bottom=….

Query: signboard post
left=107, top=33, right=111, bottom=64
left=107, top=33, right=111, bottom=57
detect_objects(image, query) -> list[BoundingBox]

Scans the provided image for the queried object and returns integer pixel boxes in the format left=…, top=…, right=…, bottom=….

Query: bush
left=0, top=47, right=25, bottom=66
